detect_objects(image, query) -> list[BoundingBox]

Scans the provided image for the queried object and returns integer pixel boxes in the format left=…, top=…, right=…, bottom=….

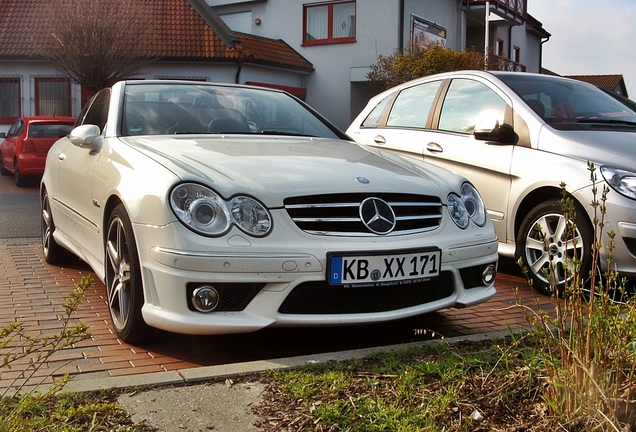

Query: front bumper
left=134, top=218, right=499, bottom=335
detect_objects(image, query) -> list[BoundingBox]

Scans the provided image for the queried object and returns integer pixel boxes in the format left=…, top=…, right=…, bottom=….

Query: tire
left=41, top=189, right=76, bottom=265
left=0, top=153, right=9, bottom=176
left=516, top=199, right=593, bottom=296
left=14, top=158, right=26, bottom=187
left=105, top=204, right=152, bottom=343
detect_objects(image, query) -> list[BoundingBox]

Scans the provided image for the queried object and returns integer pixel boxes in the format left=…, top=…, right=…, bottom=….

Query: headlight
left=170, top=183, right=272, bottom=237
left=447, top=183, right=487, bottom=229
left=601, top=166, right=636, bottom=200
left=460, top=183, right=487, bottom=226
left=447, top=194, right=469, bottom=229
left=230, top=196, right=272, bottom=236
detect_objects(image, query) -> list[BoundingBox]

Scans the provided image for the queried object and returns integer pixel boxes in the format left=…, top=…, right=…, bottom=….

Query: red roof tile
left=565, top=74, right=624, bottom=92
left=0, top=0, right=313, bottom=71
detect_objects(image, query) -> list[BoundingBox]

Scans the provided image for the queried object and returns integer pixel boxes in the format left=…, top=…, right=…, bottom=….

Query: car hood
left=540, top=127, right=636, bottom=170
left=120, top=135, right=458, bottom=207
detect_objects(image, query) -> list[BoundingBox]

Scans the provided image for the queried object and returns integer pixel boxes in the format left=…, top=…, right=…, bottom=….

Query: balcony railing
left=490, top=54, right=526, bottom=72
left=463, top=0, right=527, bottom=22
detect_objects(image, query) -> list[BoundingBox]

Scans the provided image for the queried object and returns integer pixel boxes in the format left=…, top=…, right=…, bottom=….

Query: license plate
left=328, top=249, right=441, bottom=287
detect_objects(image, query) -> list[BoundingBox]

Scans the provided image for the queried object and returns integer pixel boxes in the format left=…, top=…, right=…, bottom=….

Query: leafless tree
left=41, top=0, right=158, bottom=92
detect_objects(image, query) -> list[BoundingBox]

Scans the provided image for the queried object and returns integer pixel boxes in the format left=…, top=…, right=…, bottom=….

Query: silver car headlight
left=447, top=183, right=487, bottom=229
left=170, top=183, right=272, bottom=237
left=601, top=166, right=636, bottom=200
left=460, top=182, right=487, bottom=227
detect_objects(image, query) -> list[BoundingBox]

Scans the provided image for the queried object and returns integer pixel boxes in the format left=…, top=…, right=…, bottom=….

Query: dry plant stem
left=0, top=276, right=93, bottom=426
left=516, top=162, right=636, bottom=430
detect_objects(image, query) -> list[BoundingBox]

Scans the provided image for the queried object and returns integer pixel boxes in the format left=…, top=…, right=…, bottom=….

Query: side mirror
left=0, top=132, right=5, bottom=138
left=69, top=124, right=103, bottom=151
left=474, top=120, right=518, bottom=144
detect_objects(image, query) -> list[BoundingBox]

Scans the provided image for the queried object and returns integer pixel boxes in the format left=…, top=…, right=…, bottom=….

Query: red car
left=0, top=116, right=75, bottom=186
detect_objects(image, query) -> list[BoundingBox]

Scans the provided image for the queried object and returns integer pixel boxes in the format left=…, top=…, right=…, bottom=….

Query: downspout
left=540, top=35, right=550, bottom=72
left=398, top=0, right=404, bottom=51
left=235, top=59, right=242, bottom=84
left=508, top=25, right=512, bottom=60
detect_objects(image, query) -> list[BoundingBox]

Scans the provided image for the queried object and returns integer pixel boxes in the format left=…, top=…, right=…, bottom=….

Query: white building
left=0, top=0, right=550, bottom=134
left=210, top=0, right=550, bottom=129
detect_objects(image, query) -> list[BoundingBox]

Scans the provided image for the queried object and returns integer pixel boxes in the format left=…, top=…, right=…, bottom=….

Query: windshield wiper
left=577, top=119, right=636, bottom=126
left=259, top=130, right=317, bottom=137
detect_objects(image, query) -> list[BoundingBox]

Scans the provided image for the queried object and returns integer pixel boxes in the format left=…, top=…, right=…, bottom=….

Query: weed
left=517, top=162, right=636, bottom=430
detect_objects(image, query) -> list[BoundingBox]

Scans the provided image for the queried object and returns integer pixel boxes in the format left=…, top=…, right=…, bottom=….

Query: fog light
left=191, top=286, right=219, bottom=312
left=482, top=264, right=497, bottom=285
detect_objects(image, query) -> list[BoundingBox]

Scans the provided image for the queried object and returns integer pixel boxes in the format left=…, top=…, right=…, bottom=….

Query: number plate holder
left=327, top=248, right=441, bottom=287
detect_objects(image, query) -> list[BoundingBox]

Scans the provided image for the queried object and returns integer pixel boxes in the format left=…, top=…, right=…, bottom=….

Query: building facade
left=210, top=0, right=549, bottom=129
left=0, top=0, right=550, bottom=134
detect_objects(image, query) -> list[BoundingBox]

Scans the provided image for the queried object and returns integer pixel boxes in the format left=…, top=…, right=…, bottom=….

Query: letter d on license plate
left=328, top=249, right=441, bottom=287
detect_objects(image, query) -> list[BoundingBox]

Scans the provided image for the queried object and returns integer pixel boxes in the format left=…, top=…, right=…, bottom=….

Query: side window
left=0, top=78, right=21, bottom=124
left=360, top=95, right=393, bottom=128
left=7, top=119, right=24, bottom=138
left=439, top=79, right=506, bottom=134
left=387, top=81, right=442, bottom=128
left=79, top=88, right=111, bottom=133
left=35, top=78, right=72, bottom=117
left=303, top=1, right=355, bottom=45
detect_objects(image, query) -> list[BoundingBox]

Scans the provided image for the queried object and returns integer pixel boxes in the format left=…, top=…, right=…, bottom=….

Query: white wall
left=213, top=0, right=402, bottom=129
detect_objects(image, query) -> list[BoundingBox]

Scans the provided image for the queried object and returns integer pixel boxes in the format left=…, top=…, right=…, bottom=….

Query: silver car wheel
left=106, top=215, right=132, bottom=332
left=523, top=211, right=584, bottom=287
left=518, top=199, right=593, bottom=295
left=41, top=189, right=74, bottom=265
left=41, top=196, right=54, bottom=259
left=104, top=204, right=152, bottom=342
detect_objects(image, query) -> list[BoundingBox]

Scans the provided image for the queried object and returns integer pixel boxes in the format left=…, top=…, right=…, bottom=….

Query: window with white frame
left=0, top=77, right=21, bottom=124
left=513, top=46, right=520, bottom=63
left=303, top=1, right=355, bottom=45
left=35, top=78, right=72, bottom=117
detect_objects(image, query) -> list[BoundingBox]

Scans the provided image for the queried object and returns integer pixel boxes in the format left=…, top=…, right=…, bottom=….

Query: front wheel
left=516, top=199, right=593, bottom=295
left=0, top=153, right=9, bottom=176
left=14, top=159, right=26, bottom=187
left=105, top=204, right=152, bottom=343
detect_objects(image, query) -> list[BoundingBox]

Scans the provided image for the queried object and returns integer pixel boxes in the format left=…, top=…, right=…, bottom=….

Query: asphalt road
left=0, top=174, right=40, bottom=240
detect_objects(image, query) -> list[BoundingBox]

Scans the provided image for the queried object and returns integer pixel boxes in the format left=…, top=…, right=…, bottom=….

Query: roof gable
left=0, top=0, right=313, bottom=72
left=565, top=74, right=627, bottom=95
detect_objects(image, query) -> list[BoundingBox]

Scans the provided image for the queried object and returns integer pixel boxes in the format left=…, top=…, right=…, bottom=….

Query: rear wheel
left=516, top=199, right=593, bottom=295
left=105, top=204, right=152, bottom=343
left=41, top=190, right=75, bottom=265
left=14, top=159, right=26, bottom=187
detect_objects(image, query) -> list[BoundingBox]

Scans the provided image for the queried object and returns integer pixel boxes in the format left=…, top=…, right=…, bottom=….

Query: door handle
left=373, top=135, right=386, bottom=144
left=426, top=142, right=443, bottom=153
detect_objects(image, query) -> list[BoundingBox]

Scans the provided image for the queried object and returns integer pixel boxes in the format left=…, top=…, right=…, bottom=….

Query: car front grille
left=278, top=272, right=454, bottom=315
left=284, top=193, right=443, bottom=236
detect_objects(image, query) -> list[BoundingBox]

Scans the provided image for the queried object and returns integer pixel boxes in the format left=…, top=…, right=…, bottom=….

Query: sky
left=526, top=0, right=636, bottom=97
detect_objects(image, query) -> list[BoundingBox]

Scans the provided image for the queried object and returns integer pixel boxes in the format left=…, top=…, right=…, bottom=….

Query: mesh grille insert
left=279, top=272, right=454, bottom=314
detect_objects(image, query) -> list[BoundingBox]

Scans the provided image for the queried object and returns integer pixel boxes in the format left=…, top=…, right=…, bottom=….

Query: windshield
left=121, top=83, right=343, bottom=138
left=496, top=74, right=636, bottom=126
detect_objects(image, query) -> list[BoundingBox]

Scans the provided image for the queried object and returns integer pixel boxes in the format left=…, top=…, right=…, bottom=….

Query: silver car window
left=387, top=80, right=442, bottom=128
left=439, top=79, right=506, bottom=134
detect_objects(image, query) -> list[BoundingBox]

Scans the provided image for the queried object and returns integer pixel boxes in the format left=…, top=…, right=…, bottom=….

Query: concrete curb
left=63, top=329, right=518, bottom=394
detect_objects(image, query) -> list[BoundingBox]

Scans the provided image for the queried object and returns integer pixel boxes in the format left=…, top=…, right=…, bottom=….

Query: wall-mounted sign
left=411, top=15, right=446, bottom=50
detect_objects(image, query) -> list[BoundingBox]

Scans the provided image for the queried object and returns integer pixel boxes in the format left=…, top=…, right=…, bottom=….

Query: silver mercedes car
left=347, top=70, right=636, bottom=294
left=41, top=80, right=498, bottom=342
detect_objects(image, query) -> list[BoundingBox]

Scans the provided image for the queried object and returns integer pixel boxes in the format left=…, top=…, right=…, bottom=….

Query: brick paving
left=0, top=240, right=555, bottom=390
